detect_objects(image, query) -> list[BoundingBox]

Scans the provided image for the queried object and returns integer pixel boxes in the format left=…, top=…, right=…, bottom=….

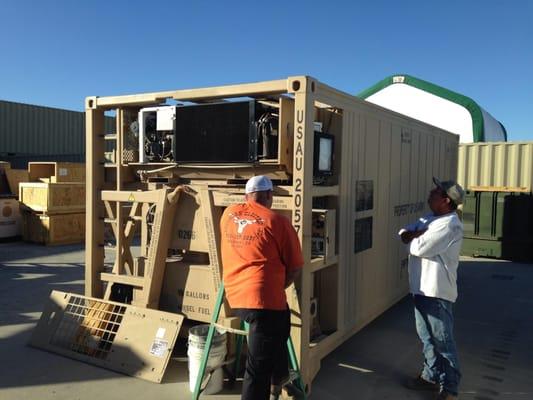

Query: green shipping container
left=462, top=191, right=476, bottom=236
left=461, top=191, right=533, bottom=261
left=462, top=191, right=507, bottom=239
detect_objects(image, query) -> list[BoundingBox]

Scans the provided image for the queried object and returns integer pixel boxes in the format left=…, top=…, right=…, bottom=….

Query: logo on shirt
left=231, top=215, right=259, bottom=234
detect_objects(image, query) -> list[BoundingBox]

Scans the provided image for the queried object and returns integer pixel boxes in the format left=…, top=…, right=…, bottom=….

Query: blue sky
left=1, top=1, right=532, bottom=140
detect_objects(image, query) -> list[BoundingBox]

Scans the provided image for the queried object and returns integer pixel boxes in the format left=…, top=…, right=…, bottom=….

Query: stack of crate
left=19, top=162, right=85, bottom=245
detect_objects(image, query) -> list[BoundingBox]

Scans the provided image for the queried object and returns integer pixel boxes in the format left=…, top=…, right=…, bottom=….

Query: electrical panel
left=311, top=209, right=336, bottom=259
left=139, top=106, right=177, bottom=163
left=138, top=101, right=278, bottom=164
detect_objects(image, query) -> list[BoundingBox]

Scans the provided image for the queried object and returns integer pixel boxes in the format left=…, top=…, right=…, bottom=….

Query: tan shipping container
left=458, top=142, right=533, bottom=192
left=82, top=76, right=458, bottom=386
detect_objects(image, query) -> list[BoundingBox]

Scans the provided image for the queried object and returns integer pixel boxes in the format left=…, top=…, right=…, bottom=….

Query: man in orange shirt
left=220, top=175, right=303, bottom=400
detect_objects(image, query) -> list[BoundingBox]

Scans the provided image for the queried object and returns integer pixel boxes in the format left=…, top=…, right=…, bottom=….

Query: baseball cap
left=433, top=177, right=465, bottom=205
left=245, top=175, right=273, bottom=194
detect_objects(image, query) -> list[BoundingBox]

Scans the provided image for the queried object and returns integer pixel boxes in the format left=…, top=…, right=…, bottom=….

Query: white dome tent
left=358, top=75, right=507, bottom=143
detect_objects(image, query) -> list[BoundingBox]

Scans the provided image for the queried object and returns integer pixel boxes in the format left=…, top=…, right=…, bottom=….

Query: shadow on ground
left=1, top=242, right=532, bottom=400
left=0, top=241, right=239, bottom=399
left=312, top=258, right=533, bottom=400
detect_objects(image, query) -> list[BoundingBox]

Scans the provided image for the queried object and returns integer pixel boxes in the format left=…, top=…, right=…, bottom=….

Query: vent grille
left=50, top=295, right=126, bottom=360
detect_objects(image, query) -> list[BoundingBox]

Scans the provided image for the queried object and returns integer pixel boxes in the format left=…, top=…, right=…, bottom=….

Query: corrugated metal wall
left=1, top=154, right=85, bottom=169
left=345, top=109, right=458, bottom=330
left=0, top=100, right=85, bottom=155
left=0, top=100, right=115, bottom=168
left=458, top=142, right=533, bottom=191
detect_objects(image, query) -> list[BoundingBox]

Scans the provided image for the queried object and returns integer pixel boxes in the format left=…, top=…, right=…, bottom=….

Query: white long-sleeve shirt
left=399, top=212, right=463, bottom=302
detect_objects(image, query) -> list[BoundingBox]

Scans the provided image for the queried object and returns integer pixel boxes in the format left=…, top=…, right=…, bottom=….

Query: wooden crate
left=0, top=161, right=10, bottom=172
left=21, top=211, right=85, bottom=245
left=28, top=162, right=85, bottom=183
left=19, top=182, right=85, bottom=213
left=0, top=162, right=11, bottom=195
left=5, top=169, right=30, bottom=197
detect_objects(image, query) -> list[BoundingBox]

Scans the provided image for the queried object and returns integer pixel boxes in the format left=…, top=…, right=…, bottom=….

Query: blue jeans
left=414, top=295, right=461, bottom=395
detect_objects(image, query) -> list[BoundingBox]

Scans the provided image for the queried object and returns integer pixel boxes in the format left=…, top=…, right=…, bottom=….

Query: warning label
left=149, top=339, right=169, bottom=358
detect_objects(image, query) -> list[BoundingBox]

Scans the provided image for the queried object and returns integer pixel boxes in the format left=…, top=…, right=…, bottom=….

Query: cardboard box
left=159, top=260, right=217, bottom=323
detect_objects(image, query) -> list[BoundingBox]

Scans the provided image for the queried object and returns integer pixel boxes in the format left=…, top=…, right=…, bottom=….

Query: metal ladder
left=191, top=283, right=307, bottom=399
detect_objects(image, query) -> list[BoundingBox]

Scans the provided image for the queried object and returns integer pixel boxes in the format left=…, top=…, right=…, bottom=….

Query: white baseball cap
left=245, top=175, right=273, bottom=194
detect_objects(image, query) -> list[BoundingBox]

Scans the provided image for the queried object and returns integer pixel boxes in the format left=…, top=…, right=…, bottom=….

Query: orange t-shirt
left=220, top=200, right=303, bottom=310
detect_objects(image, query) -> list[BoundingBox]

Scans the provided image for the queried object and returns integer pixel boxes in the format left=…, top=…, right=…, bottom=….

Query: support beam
left=85, top=107, right=105, bottom=298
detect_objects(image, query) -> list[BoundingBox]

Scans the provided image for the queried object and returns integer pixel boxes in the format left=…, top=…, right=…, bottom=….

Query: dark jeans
left=414, top=294, right=461, bottom=395
left=234, top=307, right=290, bottom=400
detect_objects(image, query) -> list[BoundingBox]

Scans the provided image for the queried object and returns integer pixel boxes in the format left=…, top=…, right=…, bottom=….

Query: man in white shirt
left=399, top=177, right=465, bottom=400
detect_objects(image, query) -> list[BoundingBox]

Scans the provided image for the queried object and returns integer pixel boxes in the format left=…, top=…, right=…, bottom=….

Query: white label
left=156, top=107, right=176, bottom=131
left=149, top=339, right=168, bottom=358
left=58, top=168, right=68, bottom=176
left=155, top=327, right=166, bottom=339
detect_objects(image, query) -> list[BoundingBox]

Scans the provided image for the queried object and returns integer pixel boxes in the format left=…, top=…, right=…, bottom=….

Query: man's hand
left=400, top=229, right=427, bottom=244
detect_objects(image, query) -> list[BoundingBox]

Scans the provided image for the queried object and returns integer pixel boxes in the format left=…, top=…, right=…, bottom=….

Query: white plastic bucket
left=188, top=324, right=227, bottom=394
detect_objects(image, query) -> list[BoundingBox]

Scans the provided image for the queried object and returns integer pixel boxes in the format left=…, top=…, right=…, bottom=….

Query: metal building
left=0, top=100, right=114, bottom=168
